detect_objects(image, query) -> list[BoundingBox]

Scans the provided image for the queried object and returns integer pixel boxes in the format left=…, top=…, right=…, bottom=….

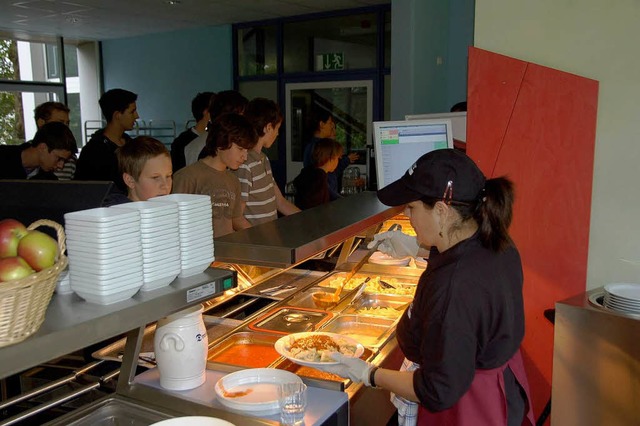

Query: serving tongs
left=335, top=223, right=403, bottom=299
left=348, top=277, right=370, bottom=306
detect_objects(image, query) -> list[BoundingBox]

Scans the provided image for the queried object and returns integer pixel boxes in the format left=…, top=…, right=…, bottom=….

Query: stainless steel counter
left=214, top=191, right=403, bottom=268
left=0, top=268, right=235, bottom=380
left=551, top=288, right=640, bottom=425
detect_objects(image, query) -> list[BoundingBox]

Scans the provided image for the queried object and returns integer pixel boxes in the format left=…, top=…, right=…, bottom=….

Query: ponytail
left=474, top=177, right=514, bottom=252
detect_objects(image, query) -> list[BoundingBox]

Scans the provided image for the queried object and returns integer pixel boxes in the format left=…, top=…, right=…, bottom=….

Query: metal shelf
left=0, top=268, right=235, bottom=380
left=214, top=191, right=403, bottom=268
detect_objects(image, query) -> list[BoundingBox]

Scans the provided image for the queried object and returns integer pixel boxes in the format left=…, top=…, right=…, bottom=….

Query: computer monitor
left=373, top=119, right=453, bottom=189
left=0, top=180, right=114, bottom=227
left=406, top=111, right=467, bottom=143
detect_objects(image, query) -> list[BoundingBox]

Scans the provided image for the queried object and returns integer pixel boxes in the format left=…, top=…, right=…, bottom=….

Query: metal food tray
left=342, top=293, right=413, bottom=318
left=206, top=331, right=282, bottom=372
left=92, top=316, right=242, bottom=365
left=45, top=396, right=175, bottom=425
left=286, top=285, right=346, bottom=311
left=247, top=306, right=333, bottom=334
left=317, top=271, right=418, bottom=297
left=319, top=314, right=396, bottom=349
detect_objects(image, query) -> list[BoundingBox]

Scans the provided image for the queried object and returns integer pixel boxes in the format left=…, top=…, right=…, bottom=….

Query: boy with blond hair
left=114, top=136, right=173, bottom=203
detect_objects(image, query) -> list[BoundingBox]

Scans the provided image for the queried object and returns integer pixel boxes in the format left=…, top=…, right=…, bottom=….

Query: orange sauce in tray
left=208, top=343, right=280, bottom=368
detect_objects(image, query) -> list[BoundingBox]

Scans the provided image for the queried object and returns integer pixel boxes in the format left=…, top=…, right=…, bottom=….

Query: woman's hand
left=347, top=152, right=360, bottom=163
left=314, top=352, right=374, bottom=385
left=368, top=231, right=420, bottom=258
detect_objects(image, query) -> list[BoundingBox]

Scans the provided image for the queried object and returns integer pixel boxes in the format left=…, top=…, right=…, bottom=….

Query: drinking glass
left=278, top=382, right=307, bottom=426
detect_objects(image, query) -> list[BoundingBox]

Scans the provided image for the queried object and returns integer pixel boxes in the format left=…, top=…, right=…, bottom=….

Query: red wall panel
left=467, top=47, right=599, bottom=419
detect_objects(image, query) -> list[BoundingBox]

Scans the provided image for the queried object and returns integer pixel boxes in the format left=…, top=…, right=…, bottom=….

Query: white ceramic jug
left=154, top=304, right=208, bottom=390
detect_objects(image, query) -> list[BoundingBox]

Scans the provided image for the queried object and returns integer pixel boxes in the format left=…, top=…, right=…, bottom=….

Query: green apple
left=0, top=257, right=35, bottom=282
left=17, top=230, right=58, bottom=272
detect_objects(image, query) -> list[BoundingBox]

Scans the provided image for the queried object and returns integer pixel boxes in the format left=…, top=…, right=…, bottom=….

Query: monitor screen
left=0, top=180, right=114, bottom=227
left=373, top=119, right=453, bottom=189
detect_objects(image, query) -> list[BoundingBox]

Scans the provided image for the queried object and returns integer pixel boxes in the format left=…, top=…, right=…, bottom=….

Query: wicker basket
left=0, top=219, right=67, bottom=348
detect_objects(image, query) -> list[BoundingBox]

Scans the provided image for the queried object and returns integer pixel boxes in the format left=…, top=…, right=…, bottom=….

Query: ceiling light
left=165, top=0, right=181, bottom=4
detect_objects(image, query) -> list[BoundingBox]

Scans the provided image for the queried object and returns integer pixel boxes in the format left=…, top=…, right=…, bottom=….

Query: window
left=1, top=36, right=99, bottom=148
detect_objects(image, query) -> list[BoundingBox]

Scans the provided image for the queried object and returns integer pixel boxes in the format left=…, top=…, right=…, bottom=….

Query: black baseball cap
left=377, top=149, right=486, bottom=206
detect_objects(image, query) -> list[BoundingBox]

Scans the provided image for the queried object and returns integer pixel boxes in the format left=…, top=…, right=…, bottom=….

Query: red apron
left=417, top=350, right=535, bottom=426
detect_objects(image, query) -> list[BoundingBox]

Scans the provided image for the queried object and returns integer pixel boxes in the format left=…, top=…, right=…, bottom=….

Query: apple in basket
left=0, top=257, right=35, bottom=282
left=17, top=230, right=58, bottom=272
left=0, top=218, right=28, bottom=257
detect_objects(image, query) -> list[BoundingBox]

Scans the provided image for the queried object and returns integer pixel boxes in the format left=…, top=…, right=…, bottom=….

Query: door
left=284, top=80, right=373, bottom=189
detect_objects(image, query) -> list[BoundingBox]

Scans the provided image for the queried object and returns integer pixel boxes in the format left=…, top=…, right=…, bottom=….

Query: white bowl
left=65, top=229, right=141, bottom=244
left=69, top=262, right=143, bottom=280
left=110, top=200, right=179, bottom=214
left=74, top=286, right=141, bottom=305
left=179, top=261, right=213, bottom=278
left=141, top=274, right=177, bottom=291
left=150, top=194, right=211, bottom=206
left=65, top=207, right=140, bottom=223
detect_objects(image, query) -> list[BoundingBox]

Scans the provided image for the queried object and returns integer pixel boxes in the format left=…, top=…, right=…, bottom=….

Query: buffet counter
left=0, top=192, right=420, bottom=425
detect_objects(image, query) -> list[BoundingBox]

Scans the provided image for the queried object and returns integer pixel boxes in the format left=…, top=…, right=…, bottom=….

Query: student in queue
left=184, top=90, right=248, bottom=167
left=75, top=88, right=139, bottom=192
left=303, top=109, right=359, bottom=199
left=171, top=91, right=214, bottom=172
left=172, top=113, right=257, bottom=238
left=111, top=136, right=173, bottom=203
left=292, top=137, right=343, bottom=210
left=31, top=101, right=77, bottom=180
left=234, top=97, right=300, bottom=224
left=316, top=149, right=535, bottom=426
left=0, top=121, right=77, bottom=180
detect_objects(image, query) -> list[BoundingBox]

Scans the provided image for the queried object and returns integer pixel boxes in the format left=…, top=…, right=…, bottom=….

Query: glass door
left=285, top=80, right=372, bottom=187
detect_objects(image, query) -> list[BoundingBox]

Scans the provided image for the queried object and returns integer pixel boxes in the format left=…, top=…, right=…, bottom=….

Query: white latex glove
left=367, top=230, right=420, bottom=258
left=314, top=352, right=374, bottom=385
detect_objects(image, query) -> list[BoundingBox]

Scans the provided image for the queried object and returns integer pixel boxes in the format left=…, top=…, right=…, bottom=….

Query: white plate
left=214, top=368, right=301, bottom=416
left=369, top=251, right=411, bottom=266
left=604, top=283, right=640, bottom=302
left=414, top=257, right=428, bottom=268
left=150, top=416, right=235, bottom=426
left=274, top=332, right=365, bottom=368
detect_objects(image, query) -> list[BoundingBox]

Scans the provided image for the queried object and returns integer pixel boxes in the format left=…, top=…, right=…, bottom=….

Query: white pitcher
left=153, top=304, right=208, bottom=390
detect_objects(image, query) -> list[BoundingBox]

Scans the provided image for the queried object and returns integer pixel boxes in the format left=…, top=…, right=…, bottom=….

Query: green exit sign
left=318, top=53, right=345, bottom=71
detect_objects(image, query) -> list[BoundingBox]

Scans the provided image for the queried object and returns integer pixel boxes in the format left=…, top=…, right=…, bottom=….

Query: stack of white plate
left=149, top=194, right=214, bottom=277
left=64, top=208, right=143, bottom=305
left=111, top=201, right=181, bottom=291
left=603, top=283, right=640, bottom=315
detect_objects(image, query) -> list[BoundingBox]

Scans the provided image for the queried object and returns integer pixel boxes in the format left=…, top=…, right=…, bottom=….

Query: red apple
left=0, top=219, right=28, bottom=258
left=17, top=230, right=58, bottom=272
left=0, top=257, right=35, bottom=282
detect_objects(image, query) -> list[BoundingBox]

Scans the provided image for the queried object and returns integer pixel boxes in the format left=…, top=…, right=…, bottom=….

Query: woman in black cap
left=318, top=149, right=535, bottom=426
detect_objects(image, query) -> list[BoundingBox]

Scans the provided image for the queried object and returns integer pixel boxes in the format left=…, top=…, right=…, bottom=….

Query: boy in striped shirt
left=235, top=98, right=300, bottom=225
